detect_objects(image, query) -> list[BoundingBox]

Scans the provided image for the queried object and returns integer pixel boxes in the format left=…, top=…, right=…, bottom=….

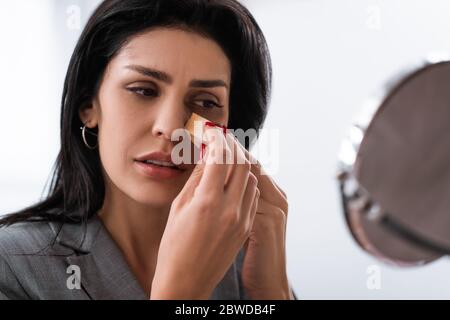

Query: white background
left=1, top=0, right=450, bottom=299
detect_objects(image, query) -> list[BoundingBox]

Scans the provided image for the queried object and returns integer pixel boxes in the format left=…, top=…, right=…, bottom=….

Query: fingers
left=237, top=141, right=288, bottom=211
left=256, top=198, right=287, bottom=236
left=196, top=127, right=231, bottom=196
left=240, top=146, right=275, bottom=191
left=180, top=123, right=288, bottom=218
left=241, top=173, right=259, bottom=216
left=225, top=133, right=284, bottom=200
left=224, top=132, right=251, bottom=201
left=177, top=154, right=206, bottom=202
left=243, top=186, right=259, bottom=253
left=249, top=185, right=260, bottom=228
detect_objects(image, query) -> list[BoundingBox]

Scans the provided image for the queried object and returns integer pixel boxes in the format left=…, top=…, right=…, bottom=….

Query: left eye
left=193, top=100, right=222, bottom=109
left=128, top=87, right=157, bottom=97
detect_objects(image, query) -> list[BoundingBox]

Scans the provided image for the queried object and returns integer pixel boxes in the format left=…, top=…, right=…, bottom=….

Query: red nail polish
left=201, top=122, right=227, bottom=161
left=200, top=143, right=206, bottom=161
left=205, top=121, right=228, bottom=135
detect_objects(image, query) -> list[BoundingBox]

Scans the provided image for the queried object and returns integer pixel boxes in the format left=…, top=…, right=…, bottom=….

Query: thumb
left=243, top=237, right=250, bottom=254
left=177, top=151, right=208, bottom=201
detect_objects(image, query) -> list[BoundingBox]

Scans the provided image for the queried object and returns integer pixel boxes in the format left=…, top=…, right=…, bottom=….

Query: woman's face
left=80, top=27, right=231, bottom=209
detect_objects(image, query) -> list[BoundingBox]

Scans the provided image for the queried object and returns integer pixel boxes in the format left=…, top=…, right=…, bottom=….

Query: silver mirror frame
left=337, top=53, right=450, bottom=267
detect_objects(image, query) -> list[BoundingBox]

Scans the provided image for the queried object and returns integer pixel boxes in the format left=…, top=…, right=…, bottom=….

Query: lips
left=134, top=151, right=182, bottom=170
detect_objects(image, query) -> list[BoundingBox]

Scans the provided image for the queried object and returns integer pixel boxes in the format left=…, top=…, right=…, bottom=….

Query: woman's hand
left=150, top=127, right=259, bottom=300
left=238, top=144, right=293, bottom=300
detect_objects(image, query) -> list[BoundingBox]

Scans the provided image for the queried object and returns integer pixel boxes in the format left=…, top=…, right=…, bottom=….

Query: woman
left=0, top=0, right=295, bottom=300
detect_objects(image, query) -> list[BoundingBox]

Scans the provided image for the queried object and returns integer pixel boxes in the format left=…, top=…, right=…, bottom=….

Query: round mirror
left=338, top=56, right=450, bottom=267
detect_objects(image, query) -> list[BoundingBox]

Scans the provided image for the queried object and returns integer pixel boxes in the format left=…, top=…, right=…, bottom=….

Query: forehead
left=111, top=27, right=231, bottom=82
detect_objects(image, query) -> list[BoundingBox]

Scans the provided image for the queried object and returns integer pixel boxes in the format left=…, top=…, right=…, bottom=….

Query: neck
left=98, top=183, right=170, bottom=297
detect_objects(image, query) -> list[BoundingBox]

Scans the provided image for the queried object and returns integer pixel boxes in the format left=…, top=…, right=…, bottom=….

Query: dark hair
left=0, top=0, right=272, bottom=227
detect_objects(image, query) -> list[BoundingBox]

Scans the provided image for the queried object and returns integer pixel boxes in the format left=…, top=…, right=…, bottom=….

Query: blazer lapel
left=50, top=215, right=148, bottom=300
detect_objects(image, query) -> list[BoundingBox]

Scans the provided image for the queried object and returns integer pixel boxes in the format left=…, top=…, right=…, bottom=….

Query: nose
left=151, top=96, right=190, bottom=141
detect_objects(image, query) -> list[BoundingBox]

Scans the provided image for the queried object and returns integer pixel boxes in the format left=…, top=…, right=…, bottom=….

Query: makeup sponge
left=185, top=113, right=209, bottom=148
left=186, top=113, right=208, bottom=142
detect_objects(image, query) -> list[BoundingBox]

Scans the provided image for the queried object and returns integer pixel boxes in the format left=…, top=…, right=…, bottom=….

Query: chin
left=131, top=185, right=181, bottom=209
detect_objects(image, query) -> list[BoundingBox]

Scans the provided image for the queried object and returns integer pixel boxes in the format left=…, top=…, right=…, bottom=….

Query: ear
left=79, top=99, right=100, bottom=128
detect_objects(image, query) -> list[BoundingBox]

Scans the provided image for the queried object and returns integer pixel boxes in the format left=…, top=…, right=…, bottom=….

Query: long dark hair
left=0, top=0, right=272, bottom=227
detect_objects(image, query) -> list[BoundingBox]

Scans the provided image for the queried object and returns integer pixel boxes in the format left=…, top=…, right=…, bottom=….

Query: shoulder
left=0, top=220, right=54, bottom=299
left=0, top=220, right=57, bottom=256
left=0, top=219, right=68, bottom=300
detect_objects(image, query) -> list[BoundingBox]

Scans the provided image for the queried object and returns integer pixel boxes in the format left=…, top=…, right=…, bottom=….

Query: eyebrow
left=125, top=64, right=228, bottom=89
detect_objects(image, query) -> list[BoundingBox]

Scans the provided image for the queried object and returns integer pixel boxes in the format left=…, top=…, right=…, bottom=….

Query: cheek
left=97, top=93, right=142, bottom=180
left=100, top=86, right=142, bottom=132
left=97, top=124, right=135, bottom=194
left=195, top=105, right=230, bottom=127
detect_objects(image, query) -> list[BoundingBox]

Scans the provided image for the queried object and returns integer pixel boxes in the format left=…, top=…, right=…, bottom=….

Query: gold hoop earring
left=80, top=123, right=98, bottom=150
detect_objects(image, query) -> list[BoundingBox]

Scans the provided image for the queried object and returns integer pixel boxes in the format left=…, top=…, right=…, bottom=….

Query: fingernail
left=200, top=143, right=206, bottom=161
left=205, top=121, right=217, bottom=128
left=205, top=121, right=228, bottom=135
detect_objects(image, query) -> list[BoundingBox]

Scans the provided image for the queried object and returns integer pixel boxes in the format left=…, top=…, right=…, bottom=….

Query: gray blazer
left=0, top=214, right=248, bottom=300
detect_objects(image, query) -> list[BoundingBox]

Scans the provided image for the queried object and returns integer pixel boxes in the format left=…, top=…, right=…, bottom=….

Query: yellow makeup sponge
left=185, top=113, right=209, bottom=141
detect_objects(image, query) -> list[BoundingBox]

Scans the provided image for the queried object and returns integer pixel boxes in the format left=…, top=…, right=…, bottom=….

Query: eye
left=127, top=87, right=158, bottom=98
left=191, top=92, right=224, bottom=109
left=192, top=99, right=223, bottom=109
